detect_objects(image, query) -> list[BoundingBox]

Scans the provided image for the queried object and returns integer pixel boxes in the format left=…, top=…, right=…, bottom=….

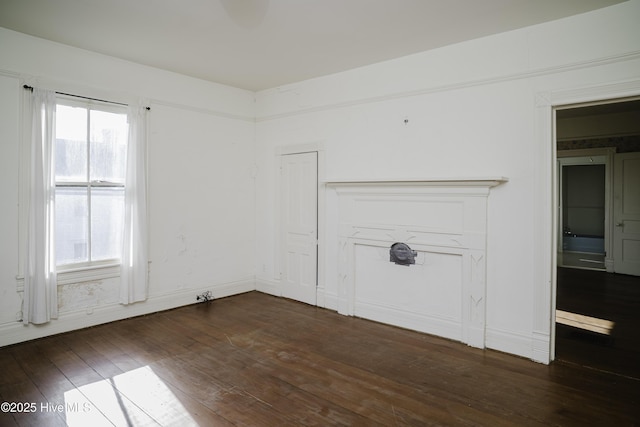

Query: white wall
left=0, top=75, right=22, bottom=327
left=0, top=28, right=256, bottom=345
left=254, top=0, right=640, bottom=362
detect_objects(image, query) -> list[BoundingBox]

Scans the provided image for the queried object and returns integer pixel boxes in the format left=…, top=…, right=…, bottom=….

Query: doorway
left=554, top=99, right=640, bottom=379
left=280, top=151, right=318, bottom=305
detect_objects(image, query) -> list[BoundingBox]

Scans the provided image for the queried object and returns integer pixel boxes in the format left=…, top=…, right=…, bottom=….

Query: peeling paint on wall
left=57, top=280, right=119, bottom=313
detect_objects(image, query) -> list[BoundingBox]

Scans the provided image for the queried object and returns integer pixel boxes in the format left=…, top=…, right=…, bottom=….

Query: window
left=55, top=99, right=128, bottom=268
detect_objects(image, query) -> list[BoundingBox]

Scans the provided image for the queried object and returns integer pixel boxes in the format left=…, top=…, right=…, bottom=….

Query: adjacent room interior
left=555, top=99, right=640, bottom=379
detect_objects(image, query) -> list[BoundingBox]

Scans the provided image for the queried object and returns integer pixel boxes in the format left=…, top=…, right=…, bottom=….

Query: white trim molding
left=257, top=52, right=640, bottom=122
left=535, top=78, right=640, bottom=364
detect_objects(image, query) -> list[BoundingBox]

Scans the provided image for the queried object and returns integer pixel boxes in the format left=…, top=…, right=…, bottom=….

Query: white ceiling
left=0, top=0, right=626, bottom=91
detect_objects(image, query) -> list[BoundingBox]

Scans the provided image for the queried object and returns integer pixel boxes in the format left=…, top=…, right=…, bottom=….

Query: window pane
left=55, top=105, right=88, bottom=182
left=90, top=110, right=127, bottom=183
left=91, top=187, right=125, bottom=261
left=55, top=186, right=89, bottom=265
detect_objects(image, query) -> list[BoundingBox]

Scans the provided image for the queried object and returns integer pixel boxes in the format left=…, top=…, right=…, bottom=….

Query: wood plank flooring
left=1, top=291, right=638, bottom=426
left=556, top=267, right=640, bottom=380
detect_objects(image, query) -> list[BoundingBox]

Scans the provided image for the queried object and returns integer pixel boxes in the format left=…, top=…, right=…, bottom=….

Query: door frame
left=536, top=80, right=640, bottom=364
left=275, top=142, right=325, bottom=306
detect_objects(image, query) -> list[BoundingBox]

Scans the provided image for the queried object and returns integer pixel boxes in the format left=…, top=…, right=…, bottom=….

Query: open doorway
left=554, top=99, right=640, bottom=379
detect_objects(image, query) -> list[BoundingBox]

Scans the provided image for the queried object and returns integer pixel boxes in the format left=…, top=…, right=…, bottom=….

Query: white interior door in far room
left=613, top=152, right=640, bottom=276
left=556, top=153, right=610, bottom=271
left=280, top=151, right=318, bottom=305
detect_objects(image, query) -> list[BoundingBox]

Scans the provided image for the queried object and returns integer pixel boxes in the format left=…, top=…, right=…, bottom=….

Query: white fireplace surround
left=327, top=178, right=507, bottom=349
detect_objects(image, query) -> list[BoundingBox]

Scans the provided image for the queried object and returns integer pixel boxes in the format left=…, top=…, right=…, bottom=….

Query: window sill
left=57, top=263, right=121, bottom=285
left=16, top=263, right=121, bottom=292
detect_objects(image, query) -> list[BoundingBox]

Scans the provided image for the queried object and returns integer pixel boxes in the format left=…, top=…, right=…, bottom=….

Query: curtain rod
left=23, top=85, right=150, bottom=110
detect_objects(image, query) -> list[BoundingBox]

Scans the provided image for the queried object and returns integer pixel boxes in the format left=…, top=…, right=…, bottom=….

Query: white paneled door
left=281, top=152, right=318, bottom=305
left=613, top=152, right=640, bottom=276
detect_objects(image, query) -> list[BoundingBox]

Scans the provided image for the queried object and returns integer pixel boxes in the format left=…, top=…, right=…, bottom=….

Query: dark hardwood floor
left=1, top=291, right=638, bottom=426
left=556, top=267, right=640, bottom=380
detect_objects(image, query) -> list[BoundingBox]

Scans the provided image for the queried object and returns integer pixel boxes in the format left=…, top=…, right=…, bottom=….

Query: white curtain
left=23, top=88, right=58, bottom=325
left=120, top=105, right=149, bottom=304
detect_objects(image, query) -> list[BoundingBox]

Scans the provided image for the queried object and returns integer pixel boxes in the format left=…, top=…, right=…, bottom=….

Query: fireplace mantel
left=327, top=176, right=507, bottom=349
left=325, top=176, right=508, bottom=187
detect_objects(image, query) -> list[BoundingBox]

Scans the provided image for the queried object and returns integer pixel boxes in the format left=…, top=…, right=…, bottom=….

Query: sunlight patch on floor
left=64, top=366, right=197, bottom=426
left=556, top=309, right=615, bottom=335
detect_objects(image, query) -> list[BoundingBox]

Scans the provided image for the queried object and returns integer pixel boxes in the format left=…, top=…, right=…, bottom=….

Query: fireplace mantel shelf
left=329, top=175, right=504, bottom=349
left=324, top=176, right=508, bottom=187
